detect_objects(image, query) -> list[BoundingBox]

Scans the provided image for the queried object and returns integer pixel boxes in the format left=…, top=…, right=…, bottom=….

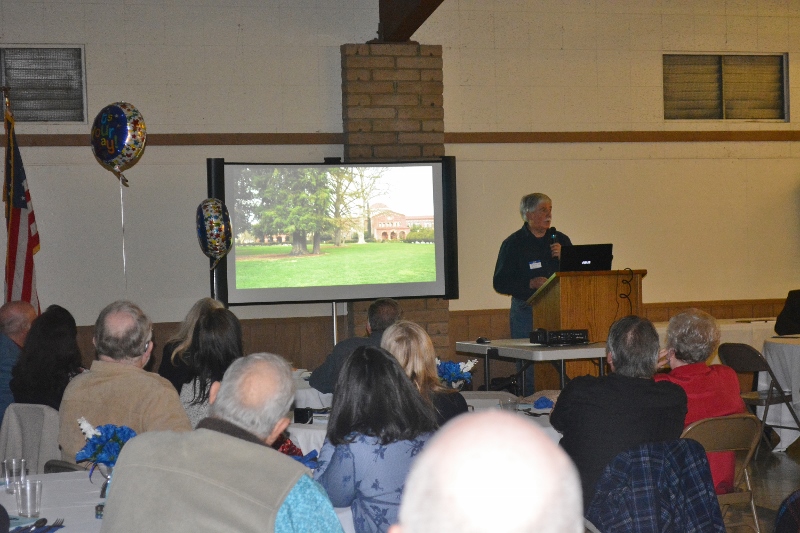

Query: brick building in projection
left=370, top=203, right=434, bottom=241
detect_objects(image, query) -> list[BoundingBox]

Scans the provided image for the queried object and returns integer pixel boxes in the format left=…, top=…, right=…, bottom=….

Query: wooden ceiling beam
left=378, top=0, right=445, bottom=42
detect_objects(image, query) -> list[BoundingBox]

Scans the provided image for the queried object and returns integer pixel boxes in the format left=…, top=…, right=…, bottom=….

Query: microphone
left=548, top=227, right=559, bottom=261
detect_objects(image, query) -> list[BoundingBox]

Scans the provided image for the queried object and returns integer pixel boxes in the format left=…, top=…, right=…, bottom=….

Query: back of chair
left=681, top=413, right=762, bottom=453
left=718, top=343, right=770, bottom=374
left=0, top=404, right=60, bottom=474
left=43, top=460, right=83, bottom=474
left=681, top=413, right=761, bottom=489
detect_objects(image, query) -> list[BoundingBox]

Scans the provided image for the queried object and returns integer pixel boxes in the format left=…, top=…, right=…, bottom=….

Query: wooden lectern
left=527, top=270, right=647, bottom=379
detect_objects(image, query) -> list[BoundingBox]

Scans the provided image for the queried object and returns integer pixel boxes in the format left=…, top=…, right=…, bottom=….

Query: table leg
left=485, top=347, right=498, bottom=390
left=599, top=358, right=605, bottom=377
left=560, top=360, right=566, bottom=389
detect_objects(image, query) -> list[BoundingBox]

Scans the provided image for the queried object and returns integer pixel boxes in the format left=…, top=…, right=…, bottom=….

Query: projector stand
left=331, top=301, right=339, bottom=346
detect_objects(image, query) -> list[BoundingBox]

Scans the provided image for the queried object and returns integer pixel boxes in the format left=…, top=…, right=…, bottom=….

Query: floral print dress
left=314, top=432, right=432, bottom=533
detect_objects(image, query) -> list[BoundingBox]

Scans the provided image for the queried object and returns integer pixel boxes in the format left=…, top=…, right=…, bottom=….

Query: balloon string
left=119, top=177, right=127, bottom=290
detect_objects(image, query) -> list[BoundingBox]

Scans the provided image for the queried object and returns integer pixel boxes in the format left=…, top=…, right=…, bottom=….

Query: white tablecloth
left=0, top=471, right=102, bottom=532
left=758, top=337, right=800, bottom=451
left=293, top=374, right=333, bottom=410
left=287, top=422, right=328, bottom=456
left=463, top=398, right=560, bottom=443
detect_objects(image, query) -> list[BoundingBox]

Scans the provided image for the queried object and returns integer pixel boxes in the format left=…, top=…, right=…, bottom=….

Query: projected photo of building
left=370, top=203, right=434, bottom=241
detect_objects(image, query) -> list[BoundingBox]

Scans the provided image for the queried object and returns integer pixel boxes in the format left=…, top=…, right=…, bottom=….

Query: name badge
left=529, top=261, right=542, bottom=270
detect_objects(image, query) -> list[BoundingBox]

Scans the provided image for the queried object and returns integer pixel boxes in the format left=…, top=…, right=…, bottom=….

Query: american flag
left=3, top=103, right=40, bottom=311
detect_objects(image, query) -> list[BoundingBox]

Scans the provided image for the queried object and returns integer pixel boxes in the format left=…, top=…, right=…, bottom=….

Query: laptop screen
left=559, top=244, right=613, bottom=272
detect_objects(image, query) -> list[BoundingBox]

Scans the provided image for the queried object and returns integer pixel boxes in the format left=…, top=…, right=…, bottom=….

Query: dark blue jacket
left=493, top=223, right=571, bottom=301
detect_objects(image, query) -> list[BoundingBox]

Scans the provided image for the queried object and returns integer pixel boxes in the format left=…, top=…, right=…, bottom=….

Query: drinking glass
left=15, top=479, right=42, bottom=517
left=3, top=459, right=26, bottom=494
left=499, top=397, right=519, bottom=411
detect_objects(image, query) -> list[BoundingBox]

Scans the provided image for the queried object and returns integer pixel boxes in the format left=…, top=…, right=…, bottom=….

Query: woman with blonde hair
left=158, top=297, right=224, bottom=392
left=381, top=320, right=468, bottom=425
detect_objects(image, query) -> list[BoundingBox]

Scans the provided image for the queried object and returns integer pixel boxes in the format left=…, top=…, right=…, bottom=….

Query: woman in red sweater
left=655, top=308, right=746, bottom=494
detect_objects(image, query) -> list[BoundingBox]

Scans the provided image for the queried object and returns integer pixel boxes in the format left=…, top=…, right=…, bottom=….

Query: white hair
left=397, top=411, right=583, bottom=533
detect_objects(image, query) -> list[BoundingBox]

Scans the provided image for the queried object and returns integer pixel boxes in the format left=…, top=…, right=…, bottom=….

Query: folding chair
left=681, top=413, right=762, bottom=533
left=0, top=404, right=60, bottom=474
left=718, top=342, right=800, bottom=454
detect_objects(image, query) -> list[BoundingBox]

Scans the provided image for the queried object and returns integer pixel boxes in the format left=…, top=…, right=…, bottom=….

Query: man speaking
left=493, top=193, right=571, bottom=393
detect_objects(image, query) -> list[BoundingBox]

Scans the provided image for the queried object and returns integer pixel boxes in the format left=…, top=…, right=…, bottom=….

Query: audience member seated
left=158, top=297, right=224, bottom=393
left=59, top=300, right=191, bottom=463
left=0, top=301, right=36, bottom=428
left=179, top=307, right=243, bottom=427
left=776, top=289, right=800, bottom=336
left=390, top=410, right=583, bottom=533
left=314, top=345, right=437, bottom=533
left=550, top=315, right=687, bottom=510
left=309, top=298, right=402, bottom=394
left=101, top=352, right=343, bottom=533
left=381, top=320, right=468, bottom=426
left=10, top=305, right=85, bottom=410
left=654, top=308, right=746, bottom=494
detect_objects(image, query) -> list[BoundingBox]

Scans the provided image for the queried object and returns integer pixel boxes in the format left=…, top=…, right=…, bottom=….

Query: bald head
left=393, top=411, right=583, bottom=533
left=0, top=301, right=36, bottom=346
left=208, top=353, right=295, bottom=443
left=94, top=301, right=152, bottom=363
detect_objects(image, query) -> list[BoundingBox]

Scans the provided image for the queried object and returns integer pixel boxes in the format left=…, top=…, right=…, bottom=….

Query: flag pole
left=2, top=85, right=40, bottom=311
left=1, top=86, right=9, bottom=116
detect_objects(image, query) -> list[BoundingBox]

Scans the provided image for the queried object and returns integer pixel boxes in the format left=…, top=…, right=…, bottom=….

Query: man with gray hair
left=493, top=193, right=572, bottom=394
left=390, top=411, right=583, bottom=533
left=550, top=315, right=687, bottom=509
left=58, top=300, right=191, bottom=462
left=101, top=353, right=343, bottom=533
left=0, top=301, right=36, bottom=427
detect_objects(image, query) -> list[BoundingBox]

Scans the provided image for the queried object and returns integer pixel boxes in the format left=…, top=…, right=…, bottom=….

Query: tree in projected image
left=235, top=166, right=389, bottom=253
left=327, top=168, right=360, bottom=247
left=350, top=167, right=388, bottom=244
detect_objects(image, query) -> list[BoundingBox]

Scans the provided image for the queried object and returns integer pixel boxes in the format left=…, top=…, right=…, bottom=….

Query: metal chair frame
left=681, top=413, right=763, bottom=533
left=718, top=342, right=800, bottom=454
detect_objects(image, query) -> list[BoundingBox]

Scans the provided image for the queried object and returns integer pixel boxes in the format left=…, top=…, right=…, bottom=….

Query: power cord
left=618, top=267, right=634, bottom=317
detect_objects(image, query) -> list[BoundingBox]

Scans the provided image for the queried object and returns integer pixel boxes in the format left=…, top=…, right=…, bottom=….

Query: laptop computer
left=559, top=244, right=613, bottom=272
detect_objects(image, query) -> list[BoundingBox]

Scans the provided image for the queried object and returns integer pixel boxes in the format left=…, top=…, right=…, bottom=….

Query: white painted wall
left=414, top=0, right=800, bottom=311
left=0, top=0, right=799, bottom=324
left=417, top=0, right=800, bottom=132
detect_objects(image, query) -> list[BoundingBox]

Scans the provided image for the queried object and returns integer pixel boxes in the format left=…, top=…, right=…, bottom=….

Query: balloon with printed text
left=90, top=102, right=146, bottom=186
left=196, top=198, right=232, bottom=270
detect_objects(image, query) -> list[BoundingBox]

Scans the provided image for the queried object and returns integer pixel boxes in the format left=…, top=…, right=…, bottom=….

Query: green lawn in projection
left=235, top=242, right=436, bottom=288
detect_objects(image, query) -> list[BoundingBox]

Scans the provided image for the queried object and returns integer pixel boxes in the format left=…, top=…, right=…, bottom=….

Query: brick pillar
left=341, top=42, right=450, bottom=358
left=341, top=43, right=444, bottom=161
